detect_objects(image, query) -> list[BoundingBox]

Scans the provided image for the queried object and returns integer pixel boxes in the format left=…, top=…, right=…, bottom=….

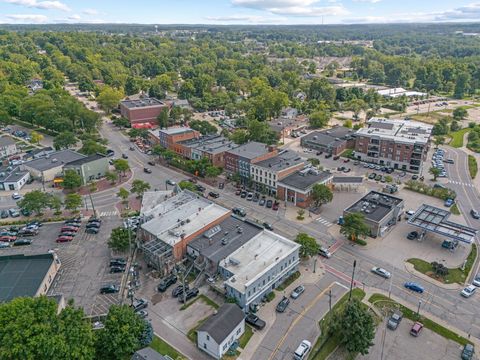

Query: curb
left=403, top=262, right=463, bottom=290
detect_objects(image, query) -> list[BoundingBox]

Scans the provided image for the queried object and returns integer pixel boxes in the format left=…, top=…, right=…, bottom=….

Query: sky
left=1, top=0, right=480, bottom=25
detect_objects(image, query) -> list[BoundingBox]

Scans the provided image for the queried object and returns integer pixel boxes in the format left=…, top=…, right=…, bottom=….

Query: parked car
left=263, top=222, right=273, bottom=231
left=172, top=285, right=189, bottom=298
left=405, top=210, right=416, bottom=220
left=404, top=282, right=424, bottom=293
left=246, top=193, right=254, bottom=201
left=461, top=344, right=475, bottom=360
left=195, top=185, right=206, bottom=192
left=110, top=258, right=127, bottom=267
left=59, top=231, right=76, bottom=237
left=60, top=226, right=78, bottom=233
left=121, top=153, right=128, bottom=159
left=266, top=200, right=273, bottom=208
left=178, top=288, right=199, bottom=303
left=368, top=173, right=376, bottom=180
left=444, top=198, right=454, bottom=207
left=147, top=161, right=155, bottom=166
left=259, top=199, right=266, bottom=206
left=157, top=274, right=177, bottom=292
left=232, top=208, right=246, bottom=217
left=387, top=310, right=403, bottom=330
left=272, top=202, right=279, bottom=211
left=371, top=267, right=391, bottom=279
left=100, top=284, right=120, bottom=294
left=143, top=167, right=152, bottom=174
left=208, top=192, right=220, bottom=198
left=11, top=192, right=21, bottom=200
left=86, top=222, right=101, bottom=229
left=407, top=231, right=419, bottom=240
left=0, top=210, right=8, bottom=219
left=276, top=296, right=290, bottom=312
left=0, top=235, right=16, bottom=242
left=136, top=310, right=148, bottom=319
left=131, top=298, right=148, bottom=311
left=235, top=189, right=242, bottom=196
left=166, top=179, right=176, bottom=186
left=240, top=191, right=247, bottom=198
left=290, top=285, right=305, bottom=299
left=410, top=322, right=423, bottom=337
left=110, top=265, right=125, bottom=273
left=245, top=313, right=266, bottom=330
left=8, top=208, right=20, bottom=217
left=318, top=247, right=331, bottom=258
left=86, top=227, right=100, bottom=234
left=0, top=241, right=10, bottom=248
left=472, top=273, right=480, bottom=287
left=461, top=285, right=476, bottom=298
left=293, top=340, right=311, bottom=360
left=470, top=209, right=480, bottom=219
left=56, top=235, right=73, bottom=243
left=13, top=239, right=32, bottom=246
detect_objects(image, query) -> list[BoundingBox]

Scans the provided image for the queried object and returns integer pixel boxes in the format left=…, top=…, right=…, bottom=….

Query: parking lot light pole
left=349, top=260, right=357, bottom=301
left=416, top=300, right=422, bottom=318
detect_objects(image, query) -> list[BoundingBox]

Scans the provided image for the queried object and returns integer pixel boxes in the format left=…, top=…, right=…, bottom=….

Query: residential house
left=0, top=136, right=18, bottom=158
left=0, top=165, right=30, bottom=191
left=281, top=107, right=298, bottom=119
left=269, top=117, right=307, bottom=139
left=22, top=150, right=86, bottom=182
left=63, top=154, right=109, bottom=185
left=197, top=304, right=245, bottom=359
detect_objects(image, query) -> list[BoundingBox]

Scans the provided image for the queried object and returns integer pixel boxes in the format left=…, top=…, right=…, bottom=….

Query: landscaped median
left=406, top=244, right=477, bottom=284
left=448, top=128, right=471, bottom=148
left=368, top=293, right=472, bottom=346
left=468, top=155, right=478, bottom=179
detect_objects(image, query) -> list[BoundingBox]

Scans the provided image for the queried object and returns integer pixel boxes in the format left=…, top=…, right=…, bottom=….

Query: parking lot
left=0, top=217, right=123, bottom=316
left=358, top=317, right=462, bottom=360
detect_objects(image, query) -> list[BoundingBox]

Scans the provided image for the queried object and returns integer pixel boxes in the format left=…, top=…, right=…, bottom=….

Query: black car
left=86, top=227, right=100, bottom=234
left=88, top=217, right=102, bottom=223
left=13, top=239, right=32, bottom=246
left=110, top=266, right=125, bottom=273
left=178, top=288, right=199, bottom=303
left=65, top=218, right=81, bottom=224
left=110, top=258, right=127, bottom=267
left=157, top=274, right=177, bottom=292
left=245, top=313, right=266, bottom=330
left=218, top=182, right=224, bottom=189
left=232, top=208, right=246, bottom=217
left=100, top=284, right=120, bottom=294
left=195, top=185, right=206, bottom=192
left=0, top=210, right=9, bottom=219
left=263, top=222, right=274, bottom=231
left=407, top=231, right=419, bottom=240
left=240, top=191, right=247, bottom=198
left=143, top=167, right=152, bottom=174
left=325, top=153, right=332, bottom=159
left=172, top=285, right=189, bottom=297
left=122, top=153, right=128, bottom=159
left=86, top=222, right=101, bottom=229
left=147, top=161, right=155, bottom=166
left=64, top=222, right=81, bottom=228
left=209, top=192, right=220, bottom=198
left=266, top=200, right=273, bottom=208
left=17, top=229, right=38, bottom=236
left=276, top=296, right=290, bottom=313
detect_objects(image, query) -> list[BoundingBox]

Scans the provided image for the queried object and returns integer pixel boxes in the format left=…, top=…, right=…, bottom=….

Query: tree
left=112, top=117, right=130, bottom=128
left=340, top=212, right=370, bottom=242
left=308, top=78, right=336, bottom=105
left=30, top=130, right=43, bottom=144
left=230, top=129, right=249, bottom=145
left=344, top=119, right=353, bottom=128
left=454, top=72, right=471, bottom=99
left=105, top=171, right=118, bottom=184
left=453, top=107, right=468, bottom=120
left=309, top=111, right=330, bottom=129
left=79, top=139, right=107, bottom=156
left=205, top=166, right=222, bottom=178
left=157, top=107, right=169, bottom=129
left=336, top=298, right=375, bottom=355
left=17, top=190, right=50, bottom=215
left=117, top=187, right=130, bottom=207
left=432, top=117, right=450, bottom=136
left=434, top=136, right=445, bottom=148
left=131, top=179, right=151, bottom=198
left=346, top=98, right=367, bottom=121
left=63, top=169, right=83, bottom=189
left=113, top=159, right=130, bottom=177
left=128, top=128, right=149, bottom=139
left=65, top=193, right=82, bottom=213
left=295, top=233, right=319, bottom=258
left=310, top=184, right=333, bottom=208
left=54, top=131, right=78, bottom=150
left=108, top=227, right=131, bottom=252
left=48, top=194, right=63, bottom=215
left=95, top=305, right=146, bottom=360
left=97, top=86, right=124, bottom=113
left=429, top=166, right=441, bottom=181
left=189, top=120, right=217, bottom=135
left=0, top=296, right=95, bottom=360
left=178, top=180, right=197, bottom=191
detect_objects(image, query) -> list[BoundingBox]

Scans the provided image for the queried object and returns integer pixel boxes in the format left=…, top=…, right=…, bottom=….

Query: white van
left=294, top=340, right=311, bottom=360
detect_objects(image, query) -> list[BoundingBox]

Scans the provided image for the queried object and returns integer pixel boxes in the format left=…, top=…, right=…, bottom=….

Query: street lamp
left=349, top=259, right=357, bottom=301
left=416, top=300, right=422, bottom=317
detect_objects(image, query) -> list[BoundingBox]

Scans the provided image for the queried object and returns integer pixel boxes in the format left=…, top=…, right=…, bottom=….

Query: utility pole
left=416, top=300, right=422, bottom=318
left=388, top=272, right=393, bottom=298
left=328, top=289, right=332, bottom=312
left=313, top=258, right=317, bottom=273
left=349, top=260, right=357, bottom=301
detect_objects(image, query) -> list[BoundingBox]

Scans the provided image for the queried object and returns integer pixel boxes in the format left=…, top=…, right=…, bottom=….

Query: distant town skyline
left=1, top=0, right=480, bottom=25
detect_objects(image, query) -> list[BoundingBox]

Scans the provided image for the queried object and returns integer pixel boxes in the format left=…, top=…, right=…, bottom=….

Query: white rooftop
left=158, top=127, right=194, bottom=135
left=141, top=190, right=231, bottom=247
left=222, top=231, right=300, bottom=292
left=140, top=190, right=173, bottom=217
left=377, top=87, right=427, bottom=98
left=356, top=118, right=433, bottom=145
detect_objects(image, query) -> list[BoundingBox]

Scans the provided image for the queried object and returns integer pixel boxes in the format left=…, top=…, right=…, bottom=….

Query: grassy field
left=150, top=335, right=186, bottom=360
left=309, top=288, right=366, bottom=360
left=239, top=325, right=254, bottom=349
left=449, top=128, right=471, bottom=148
left=368, top=294, right=471, bottom=346
left=406, top=244, right=477, bottom=284
left=468, top=155, right=478, bottom=179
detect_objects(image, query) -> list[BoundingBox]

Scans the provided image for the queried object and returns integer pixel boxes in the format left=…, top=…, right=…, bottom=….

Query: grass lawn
left=450, top=203, right=460, bottom=215
left=150, top=335, right=186, bottom=360
left=187, top=316, right=210, bottom=343
left=180, top=294, right=219, bottom=311
left=276, top=271, right=301, bottom=291
left=238, top=325, right=254, bottom=349
left=368, top=294, right=471, bottom=346
left=449, top=128, right=471, bottom=148
left=309, top=288, right=366, bottom=360
left=406, top=244, right=476, bottom=284
left=468, top=155, right=478, bottom=179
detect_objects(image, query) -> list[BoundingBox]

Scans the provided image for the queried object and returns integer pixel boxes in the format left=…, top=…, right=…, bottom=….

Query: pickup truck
left=245, top=313, right=266, bottom=330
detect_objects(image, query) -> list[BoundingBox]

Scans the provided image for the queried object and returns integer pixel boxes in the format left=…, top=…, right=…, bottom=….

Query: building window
left=204, top=343, right=207, bottom=349
left=237, top=328, right=241, bottom=335
left=207, top=335, right=210, bottom=341
left=223, top=343, right=228, bottom=351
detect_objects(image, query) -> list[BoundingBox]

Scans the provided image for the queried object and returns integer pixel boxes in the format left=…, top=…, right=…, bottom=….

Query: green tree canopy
left=429, top=166, right=441, bottom=181
left=63, top=169, right=83, bottom=189
left=54, top=131, right=78, bottom=150
left=65, top=193, right=82, bottom=212
left=113, top=159, right=130, bottom=176
left=310, top=183, right=333, bottom=208
left=17, top=190, right=51, bottom=215
left=97, top=86, right=124, bottom=113
left=108, top=227, right=131, bottom=252
left=340, top=212, right=370, bottom=242
left=131, top=179, right=151, bottom=198
left=295, top=232, right=319, bottom=258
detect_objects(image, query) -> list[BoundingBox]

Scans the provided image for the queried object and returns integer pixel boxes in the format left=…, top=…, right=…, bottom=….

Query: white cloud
left=5, top=13, right=48, bottom=22
left=434, top=3, right=480, bottom=21
left=4, top=0, right=70, bottom=11
left=82, top=8, right=99, bottom=15
left=352, top=0, right=382, bottom=3
left=232, top=0, right=348, bottom=17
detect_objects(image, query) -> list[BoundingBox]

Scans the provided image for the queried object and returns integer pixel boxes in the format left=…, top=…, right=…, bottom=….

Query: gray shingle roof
left=279, top=170, right=332, bottom=191
left=198, top=303, right=244, bottom=344
left=225, top=141, right=273, bottom=160
left=23, top=150, right=85, bottom=171
left=131, top=347, right=167, bottom=360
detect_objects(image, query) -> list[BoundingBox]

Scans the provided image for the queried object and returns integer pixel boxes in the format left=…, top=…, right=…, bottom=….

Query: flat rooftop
left=408, top=204, right=477, bottom=244
left=278, top=168, right=332, bottom=191
left=356, top=118, right=432, bottom=145
left=0, top=253, right=56, bottom=302
left=140, top=190, right=174, bottom=217
left=333, top=176, right=364, bottom=184
left=222, top=231, right=300, bottom=293
left=64, top=153, right=106, bottom=166
left=23, top=150, right=85, bottom=171
left=188, top=216, right=263, bottom=264
left=179, top=135, right=238, bottom=154
left=157, top=127, right=195, bottom=135
left=121, top=98, right=165, bottom=109
left=345, top=190, right=403, bottom=222
left=141, top=190, right=231, bottom=247
left=253, top=150, right=304, bottom=172
left=226, top=141, right=274, bottom=160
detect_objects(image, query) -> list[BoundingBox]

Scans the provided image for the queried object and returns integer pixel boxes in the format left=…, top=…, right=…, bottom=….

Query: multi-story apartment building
left=177, top=135, right=238, bottom=167
left=224, top=142, right=278, bottom=183
left=120, top=98, right=169, bottom=126
left=250, top=150, right=304, bottom=195
left=354, top=118, right=433, bottom=173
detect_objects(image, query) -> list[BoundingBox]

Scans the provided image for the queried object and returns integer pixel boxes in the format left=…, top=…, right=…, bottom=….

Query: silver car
left=371, top=267, right=391, bottom=279
left=473, top=273, right=480, bottom=287
left=290, top=285, right=305, bottom=299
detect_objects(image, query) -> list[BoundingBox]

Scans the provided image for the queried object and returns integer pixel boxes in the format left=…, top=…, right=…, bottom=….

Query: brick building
left=120, top=98, right=169, bottom=126
left=149, top=127, right=200, bottom=150
left=177, top=135, right=238, bottom=167
left=224, top=142, right=278, bottom=184
left=354, top=118, right=432, bottom=173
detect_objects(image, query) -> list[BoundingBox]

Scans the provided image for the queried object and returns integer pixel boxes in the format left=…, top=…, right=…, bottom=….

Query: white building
left=197, top=303, right=245, bottom=359
left=219, top=231, right=300, bottom=309
left=0, top=136, right=18, bottom=158
left=376, top=87, right=426, bottom=98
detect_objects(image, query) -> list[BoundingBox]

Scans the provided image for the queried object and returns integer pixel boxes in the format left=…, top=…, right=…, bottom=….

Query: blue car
left=404, top=282, right=424, bottom=293
left=444, top=198, right=454, bottom=207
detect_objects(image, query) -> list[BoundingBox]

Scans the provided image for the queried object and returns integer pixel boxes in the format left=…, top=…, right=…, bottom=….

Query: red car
left=56, top=235, right=73, bottom=243
left=0, top=235, right=16, bottom=242
left=272, top=202, right=279, bottom=211
left=61, top=226, right=78, bottom=233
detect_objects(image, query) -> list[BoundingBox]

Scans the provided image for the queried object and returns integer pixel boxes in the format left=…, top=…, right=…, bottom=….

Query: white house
left=197, top=304, right=245, bottom=359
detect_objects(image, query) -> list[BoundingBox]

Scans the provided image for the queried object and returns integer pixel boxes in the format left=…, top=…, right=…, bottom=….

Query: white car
left=318, top=247, right=331, bottom=258
left=405, top=210, right=415, bottom=219
left=12, top=192, right=21, bottom=200
left=294, top=340, right=311, bottom=360
left=473, top=273, right=480, bottom=287
left=371, top=267, right=391, bottom=279
left=461, top=285, right=476, bottom=298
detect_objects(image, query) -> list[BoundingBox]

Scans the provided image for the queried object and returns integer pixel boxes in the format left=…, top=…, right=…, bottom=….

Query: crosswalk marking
left=448, top=181, right=474, bottom=187
left=98, top=210, right=119, bottom=217
left=315, top=216, right=333, bottom=227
